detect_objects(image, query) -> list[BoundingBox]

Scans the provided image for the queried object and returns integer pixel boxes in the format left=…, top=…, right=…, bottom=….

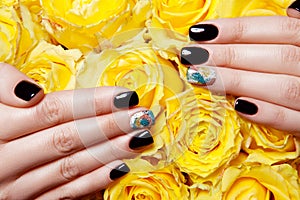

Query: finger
left=234, top=97, right=300, bottom=133
left=189, top=16, right=300, bottom=46
left=1, top=108, right=154, bottom=178
left=186, top=67, right=300, bottom=111
left=287, top=0, right=300, bottom=19
left=36, top=160, right=129, bottom=200
left=0, top=87, right=140, bottom=140
left=11, top=131, right=153, bottom=199
left=0, top=63, right=44, bottom=107
left=180, top=44, right=300, bottom=76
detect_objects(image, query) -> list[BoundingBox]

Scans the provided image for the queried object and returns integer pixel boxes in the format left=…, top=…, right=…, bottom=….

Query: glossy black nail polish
left=129, top=130, right=154, bottom=150
left=14, top=80, right=42, bottom=101
left=114, top=91, right=139, bottom=108
left=189, top=24, right=219, bottom=41
left=289, top=0, right=300, bottom=12
left=234, top=99, right=258, bottom=115
left=180, top=47, right=209, bottom=65
left=110, top=163, right=130, bottom=180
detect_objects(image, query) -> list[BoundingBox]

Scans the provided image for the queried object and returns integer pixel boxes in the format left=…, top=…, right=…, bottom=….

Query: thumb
left=287, top=0, right=300, bottom=18
left=0, top=63, right=44, bottom=107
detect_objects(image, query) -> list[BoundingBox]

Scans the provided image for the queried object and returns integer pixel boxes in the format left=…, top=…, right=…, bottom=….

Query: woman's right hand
left=0, top=63, right=155, bottom=199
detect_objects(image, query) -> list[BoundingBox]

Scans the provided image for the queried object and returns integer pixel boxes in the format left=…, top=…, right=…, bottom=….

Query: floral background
left=1, top=0, right=300, bottom=199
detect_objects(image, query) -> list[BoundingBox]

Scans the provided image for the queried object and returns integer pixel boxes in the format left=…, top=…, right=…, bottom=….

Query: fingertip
left=287, top=0, right=300, bottom=18
left=234, top=98, right=259, bottom=116
left=14, top=80, right=45, bottom=107
left=109, top=162, right=130, bottom=181
left=287, top=8, right=300, bottom=19
left=113, top=90, right=139, bottom=109
left=0, top=63, right=45, bottom=107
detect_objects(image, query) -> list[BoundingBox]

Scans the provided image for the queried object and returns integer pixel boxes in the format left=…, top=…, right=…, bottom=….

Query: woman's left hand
left=180, top=12, right=300, bottom=133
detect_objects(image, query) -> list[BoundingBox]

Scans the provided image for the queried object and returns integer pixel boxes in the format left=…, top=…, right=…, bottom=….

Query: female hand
left=0, top=63, right=155, bottom=199
left=180, top=1, right=300, bottom=134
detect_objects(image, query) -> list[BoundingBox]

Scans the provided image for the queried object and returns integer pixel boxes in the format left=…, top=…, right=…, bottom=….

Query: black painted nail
left=289, top=0, right=300, bottom=12
left=189, top=24, right=219, bottom=41
left=114, top=91, right=139, bottom=108
left=180, top=47, right=209, bottom=65
left=129, top=130, right=153, bottom=150
left=14, top=80, right=42, bottom=101
left=110, top=163, right=130, bottom=180
left=234, top=99, right=258, bottom=115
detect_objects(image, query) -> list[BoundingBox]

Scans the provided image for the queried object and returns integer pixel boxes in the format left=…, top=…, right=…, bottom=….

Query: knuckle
left=228, top=70, right=242, bottom=91
left=107, top=146, right=119, bottom=161
left=279, top=77, right=300, bottom=102
left=231, top=19, right=246, bottom=42
left=280, top=46, right=300, bottom=65
left=52, top=127, right=79, bottom=154
left=272, top=108, right=286, bottom=126
left=56, top=187, right=75, bottom=200
left=280, top=18, right=300, bottom=33
left=94, top=95, right=108, bottom=115
left=36, top=96, right=65, bottom=126
left=280, top=18, right=300, bottom=45
left=60, top=156, right=81, bottom=181
left=223, top=46, right=239, bottom=66
left=102, top=116, right=119, bottom=135
left=0, top=191, right=9, bottom=200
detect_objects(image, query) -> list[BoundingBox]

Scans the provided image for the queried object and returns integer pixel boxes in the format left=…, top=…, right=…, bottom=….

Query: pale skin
left=0, top=63, right=152, bottom=199
left=0, top=3, right=299, bottom=200
left=187, top=9, right=300, bottom=134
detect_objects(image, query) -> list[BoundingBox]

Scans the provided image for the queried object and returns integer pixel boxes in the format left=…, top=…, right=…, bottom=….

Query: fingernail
left=189, top=24, right=219, bottom=41
left=187, top=67, right=216, bottom=86
left=110, top=163, right=130, bottom=180
left=289, top=0, right=300, bottom=12
left=14, top=80, right=42, bottom=101
left=129, top=130, right=154, bottom=150
left=180, top=47, right=209, bottom=65
left=234, top=99, right=258, bottom=115
left=114, top=91, right=139, bottom=108
left=130, top=110, right=155, bottom=129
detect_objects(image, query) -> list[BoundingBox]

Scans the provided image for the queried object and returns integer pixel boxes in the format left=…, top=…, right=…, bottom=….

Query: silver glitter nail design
left=186, top=67, right=216, bottom=86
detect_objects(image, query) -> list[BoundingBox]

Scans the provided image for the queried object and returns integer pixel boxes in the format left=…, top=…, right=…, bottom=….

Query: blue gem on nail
left=130, top=110, right=155, bottom=129
left=186, top=67, right=216, bottom=86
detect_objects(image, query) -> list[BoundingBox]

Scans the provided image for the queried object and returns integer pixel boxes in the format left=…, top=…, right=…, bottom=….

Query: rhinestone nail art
left=130, top=110, right=155, bottom=129
left=187, top=66, right=216, bottom=86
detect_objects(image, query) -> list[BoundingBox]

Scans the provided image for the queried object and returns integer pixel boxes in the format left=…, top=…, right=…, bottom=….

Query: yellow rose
left=18, top=1, right=51, bottom=43
left=189, top=186, right=222, bottom=200
left=17, top=40, right=83, bottom=93
left=104, top=161, right=189, bottom=200
left=78, top=40, right=201, bottom=165
left=215, top=0, right=294, bottom=18
left=151, top=0, right=218, bottom=35
left=0, top=0, right=17, bottom=6
left=221, top=164, right=300, bottom=200
left=40, top=0, right=151, bottom=53
left=0, top=6, right=33, bottom=65
left=175, top=88, right=243, bottom=185
left=240, top=121, right=300, bottom=165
